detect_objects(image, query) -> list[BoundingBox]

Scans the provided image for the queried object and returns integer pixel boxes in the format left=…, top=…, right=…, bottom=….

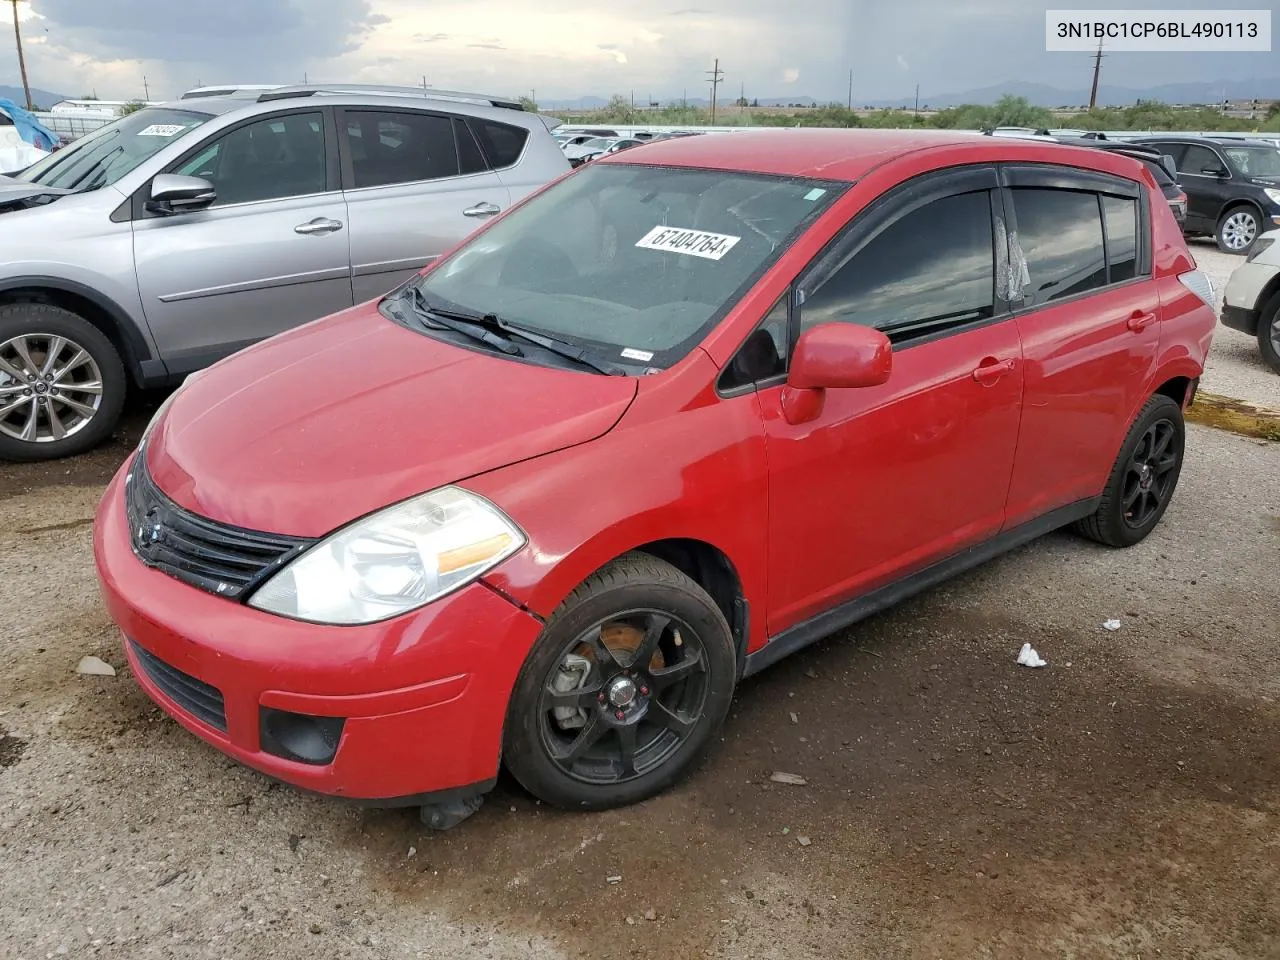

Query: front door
left=132, top=109, right=354, bottom=373
left=337, top=108, right=511, bottom=303
left=1172, top=142, right=1233, bottom=232
left=761, top=169, right=1024, bottom=634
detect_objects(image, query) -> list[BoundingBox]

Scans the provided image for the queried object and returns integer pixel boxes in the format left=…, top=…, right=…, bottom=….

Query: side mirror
left=146, top=174, right=216, bottom=215
left=782, top=322, right=892, bottom=425
left=1200, top=165, right=1229, bottom=179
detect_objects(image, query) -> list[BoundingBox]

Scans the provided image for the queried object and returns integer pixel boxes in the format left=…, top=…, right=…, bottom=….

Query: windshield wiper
left=405, top=289, right=626, bottom=375
left=399, top=286, right=523, bottom=356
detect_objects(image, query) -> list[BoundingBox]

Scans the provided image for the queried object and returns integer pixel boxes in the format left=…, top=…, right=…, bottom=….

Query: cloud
left=782, top=68, right=799, bottom=84
left=415, top=32, right=450, bottom=42
left=896, top=54, right=910, bottom=72
left=467, top=42, right=506, bottom=49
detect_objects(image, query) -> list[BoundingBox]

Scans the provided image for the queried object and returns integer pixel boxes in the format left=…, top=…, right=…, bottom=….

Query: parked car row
left=86, top=127, right=1218, bottom=828
left=0, top=84, right=571, bottom=461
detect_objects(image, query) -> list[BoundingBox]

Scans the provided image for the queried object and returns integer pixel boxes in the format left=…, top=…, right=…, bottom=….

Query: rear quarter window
left=469, top=119, right=530, bottom=169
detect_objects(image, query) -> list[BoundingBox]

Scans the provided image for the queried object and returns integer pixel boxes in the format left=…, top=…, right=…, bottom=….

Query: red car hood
left=146, top=305, right=638, bottom=537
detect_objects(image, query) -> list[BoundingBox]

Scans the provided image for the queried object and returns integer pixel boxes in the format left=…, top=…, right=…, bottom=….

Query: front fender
left=468, top=383, right=771, bottom=655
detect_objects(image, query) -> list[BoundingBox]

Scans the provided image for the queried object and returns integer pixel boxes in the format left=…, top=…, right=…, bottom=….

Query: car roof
left=1132, top=134, right=1277, bottom=148
left=599, top=128, right=1156, bottom=182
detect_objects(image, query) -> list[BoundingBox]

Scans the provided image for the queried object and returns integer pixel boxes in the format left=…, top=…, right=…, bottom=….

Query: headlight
left=1265, top=188, right=1280, bottom=206
left=248, top=487, right=525, bottom=625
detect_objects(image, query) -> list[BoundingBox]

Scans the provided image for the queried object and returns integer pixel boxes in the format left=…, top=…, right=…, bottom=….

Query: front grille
left=125, top=454, right=313, bottom=601
left=129, top=639, right=227, bottom=731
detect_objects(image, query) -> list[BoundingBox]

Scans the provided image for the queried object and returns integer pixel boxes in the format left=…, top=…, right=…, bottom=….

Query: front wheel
left=0, top=303, right=127, bottom=462
left=1074, top=394, right=1186, bottom=548
left=1257, top=292, right=1280, bottom=376
left=1216, top=207, right=1261, bottom=254
left=503, top=553, right=736, bottom=811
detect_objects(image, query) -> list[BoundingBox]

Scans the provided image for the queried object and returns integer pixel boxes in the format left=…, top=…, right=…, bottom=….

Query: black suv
left=1130, top=135, right=1280, bottom=253
left=1051, top=137, right=1188, bottom=226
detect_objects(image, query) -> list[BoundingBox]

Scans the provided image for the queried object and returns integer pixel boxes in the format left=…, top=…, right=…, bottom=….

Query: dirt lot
left=2, top=412, right=1278, bottom=959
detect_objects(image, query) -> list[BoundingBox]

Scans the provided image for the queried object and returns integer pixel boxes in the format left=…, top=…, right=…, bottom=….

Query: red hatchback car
left=94, top=130, right=1217, bottom=828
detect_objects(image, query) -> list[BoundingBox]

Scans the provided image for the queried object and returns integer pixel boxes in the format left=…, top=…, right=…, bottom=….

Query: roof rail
left=256, top=83, right=524, bottom=110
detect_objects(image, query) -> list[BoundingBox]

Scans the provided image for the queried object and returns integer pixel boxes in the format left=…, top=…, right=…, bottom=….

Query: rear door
left=132, top=108, right=353, bottom=372
left=1172, top=143, right=1232, bottom=231
left=338, top=108, right=510, bottom=303
left=1001, top=165, right=1161, bottom=527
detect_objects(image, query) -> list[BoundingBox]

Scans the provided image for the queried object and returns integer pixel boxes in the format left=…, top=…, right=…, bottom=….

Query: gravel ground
left=1190, top=239, right=1280, bottom=410
left=2, top=423, right=1278, bottom=960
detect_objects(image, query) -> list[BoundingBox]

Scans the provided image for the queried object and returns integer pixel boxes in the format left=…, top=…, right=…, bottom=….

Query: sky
left=8, top=0, right=1280, bottom=104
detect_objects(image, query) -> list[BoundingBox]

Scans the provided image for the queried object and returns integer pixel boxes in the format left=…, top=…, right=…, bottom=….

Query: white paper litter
left=606, top=875, right=623, bottom=884
left=1016, top=643, right=1047, bottom=669
left=1103, top=619, right=1122, bottom=632
left=769, top=772, right=808, bottom=786
left=75, top=656, right=116, bottom=677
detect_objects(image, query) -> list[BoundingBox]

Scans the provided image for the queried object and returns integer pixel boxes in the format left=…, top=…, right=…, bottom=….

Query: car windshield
left=15, top=108, right=210, bottom=191
left=411, top=162, right=844, bottom=369
left=1222, top=145, right=1280, bottom=177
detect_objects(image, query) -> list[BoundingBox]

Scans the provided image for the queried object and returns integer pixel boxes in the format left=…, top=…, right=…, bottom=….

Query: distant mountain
left=0, top=85, right=71, bottom=111
left=864, top=77, right=1280, bottom=109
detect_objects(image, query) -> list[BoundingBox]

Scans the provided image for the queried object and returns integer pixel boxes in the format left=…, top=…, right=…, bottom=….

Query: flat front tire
left=1074, top=394, right=1186, bottom=548
left=503, top=553, right=736, bottom=811
left=0, top=303, right=126, bottom=462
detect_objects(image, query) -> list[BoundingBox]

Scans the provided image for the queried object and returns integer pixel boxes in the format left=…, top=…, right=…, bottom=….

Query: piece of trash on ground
left=769, top=771, right=808, bottom=785
left=75, top=656, right=116, bottom=677
left=606, top=875, right=623, bottom=884
left=1016, top=643, right=1047, bottom=668
left=1103, top=619, right=1122, bottom=632
left=797, top=836, right=812, bottom=847
left=789, top=711, right=799, bottom=724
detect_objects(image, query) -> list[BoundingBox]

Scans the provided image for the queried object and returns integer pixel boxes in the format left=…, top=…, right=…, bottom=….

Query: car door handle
left=972, top=358, right=1016, bottom=383
left=1127, top=310, right=1157, bottom=332
left=463, top=202, right=502, bottom=218
left=294, top=218, right=344, bottom=235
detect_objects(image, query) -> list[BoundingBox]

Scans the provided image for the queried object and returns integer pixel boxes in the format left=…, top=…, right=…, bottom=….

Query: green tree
left=518, top=95, right=537, bottom=112
left=121, top=100, right=146, bottom=116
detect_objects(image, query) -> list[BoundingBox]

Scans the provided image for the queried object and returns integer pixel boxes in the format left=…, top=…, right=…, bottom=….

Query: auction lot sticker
left=635, top=226, right=741, bottom=261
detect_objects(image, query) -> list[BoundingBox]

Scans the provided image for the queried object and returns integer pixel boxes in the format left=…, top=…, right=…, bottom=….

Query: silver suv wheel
left=0, top=333, right=106, bottom=443
left=1218, top=209, right=1259, bottom=253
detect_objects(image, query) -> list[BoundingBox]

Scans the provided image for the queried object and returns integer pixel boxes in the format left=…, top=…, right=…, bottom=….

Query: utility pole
left=913, top=83, right=920, bottom=122
left=706, top=57, right=723, bottom=124
left=143, top=75, right=150, bottom=101
left=1088, top=37, right=1104, bottom=110
left=8, top=0, right=33, bottom=111
left=847, top=69, right=853, bottom=111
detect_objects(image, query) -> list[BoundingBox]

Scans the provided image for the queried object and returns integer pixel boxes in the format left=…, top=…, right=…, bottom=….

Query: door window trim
left=997, top=163, right=1152, bottom=315
left=126, top=105, right=341, bottom=220
left=336, top=105, right=495, bottom=193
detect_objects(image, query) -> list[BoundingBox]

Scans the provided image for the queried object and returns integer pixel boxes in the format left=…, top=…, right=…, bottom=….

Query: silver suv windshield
left=411, top=162, right=843, bottom=369
left=16, top=108, right=211, bottom=192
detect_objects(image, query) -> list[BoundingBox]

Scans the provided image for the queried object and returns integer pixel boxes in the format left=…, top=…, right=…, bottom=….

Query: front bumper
left=93, top=458, right=544, bottom=803
left=1221, top=261, right=1279, bottom=336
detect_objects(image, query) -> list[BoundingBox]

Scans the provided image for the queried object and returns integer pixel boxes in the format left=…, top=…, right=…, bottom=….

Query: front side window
left=411, top=163, right=843, bottom=369
left=344, top=110, right=459, bottom=188
left=800, top=190, right=996, bottom=340
left=175, top=112, right=326, bottom=205
left=16, top=108, right=210, bottom=191
left=1011, top=188, right=1107, bottom=305
left=1222, top=145, right=1280, bottom=178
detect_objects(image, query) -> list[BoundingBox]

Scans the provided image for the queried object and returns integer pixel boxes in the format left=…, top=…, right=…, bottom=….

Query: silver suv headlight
left=248, top=487, right=525, bottom=625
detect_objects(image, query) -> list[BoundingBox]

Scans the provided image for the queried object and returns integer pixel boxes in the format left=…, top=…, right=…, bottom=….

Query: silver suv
left=0, top=84, right=569, bottom=461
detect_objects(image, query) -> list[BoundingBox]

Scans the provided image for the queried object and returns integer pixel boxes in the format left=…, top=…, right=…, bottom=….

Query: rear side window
left=469, top=119, right=529, bottom=169
left=454, top=118, right=489, bottom=175
left=1178, top=144, right=1223, bottom=176
left=1102, top=196, right=1138, bottom=283
left=1011, top=189, right=1107, bottom=305
left=800, top=190, right=995, bottom=340
left=344, top=110, right=459, bottom=188
left=1137, top=157, right=1174, bottom=187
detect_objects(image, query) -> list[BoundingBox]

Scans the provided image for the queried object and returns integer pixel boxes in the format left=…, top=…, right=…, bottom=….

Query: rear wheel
left=0, top=303, right=127, bottom=462
left=1074, top=394, right=1185, bottom=548
left=1215, top=206, right=1261, bottom=254
left=1257, top=292, right=1280, bottom=376
left=503, top=553, right=736, bottom=811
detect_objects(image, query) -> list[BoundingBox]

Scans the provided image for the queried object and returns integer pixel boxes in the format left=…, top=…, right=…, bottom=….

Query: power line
left=706, top=57, right=723, bottom=124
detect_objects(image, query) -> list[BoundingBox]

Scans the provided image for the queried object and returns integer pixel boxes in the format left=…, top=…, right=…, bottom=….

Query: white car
left=1221, top=228, right=1280, bottom=374
left=563, top=136, right=619, bottom=162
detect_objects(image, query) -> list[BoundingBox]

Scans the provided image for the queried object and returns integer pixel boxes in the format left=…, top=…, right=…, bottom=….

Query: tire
left=503, top=552, right=736, bottom=811
left=0, top=303, right=127, bottom=462
left=1074, top=394, right=1186, bottom=548
left=1215, top=206, right=1261, bottom=254
left=1257, top=292, right=1280, bottom=376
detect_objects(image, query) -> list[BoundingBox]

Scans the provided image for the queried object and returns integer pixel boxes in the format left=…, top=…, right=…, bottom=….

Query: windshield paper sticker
left=137, top=124, right=187, bottom=137
left=620, top=347, right=654, bottom=362
left=803, top=188, right=827, bottom=201
left=635, top=226, right=741, bottom=261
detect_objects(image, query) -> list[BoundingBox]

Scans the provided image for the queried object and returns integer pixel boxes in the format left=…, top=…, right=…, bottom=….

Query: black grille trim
left=125, top=454, right=314, bottom=601
left=129, top=639, right=228, bottom=732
